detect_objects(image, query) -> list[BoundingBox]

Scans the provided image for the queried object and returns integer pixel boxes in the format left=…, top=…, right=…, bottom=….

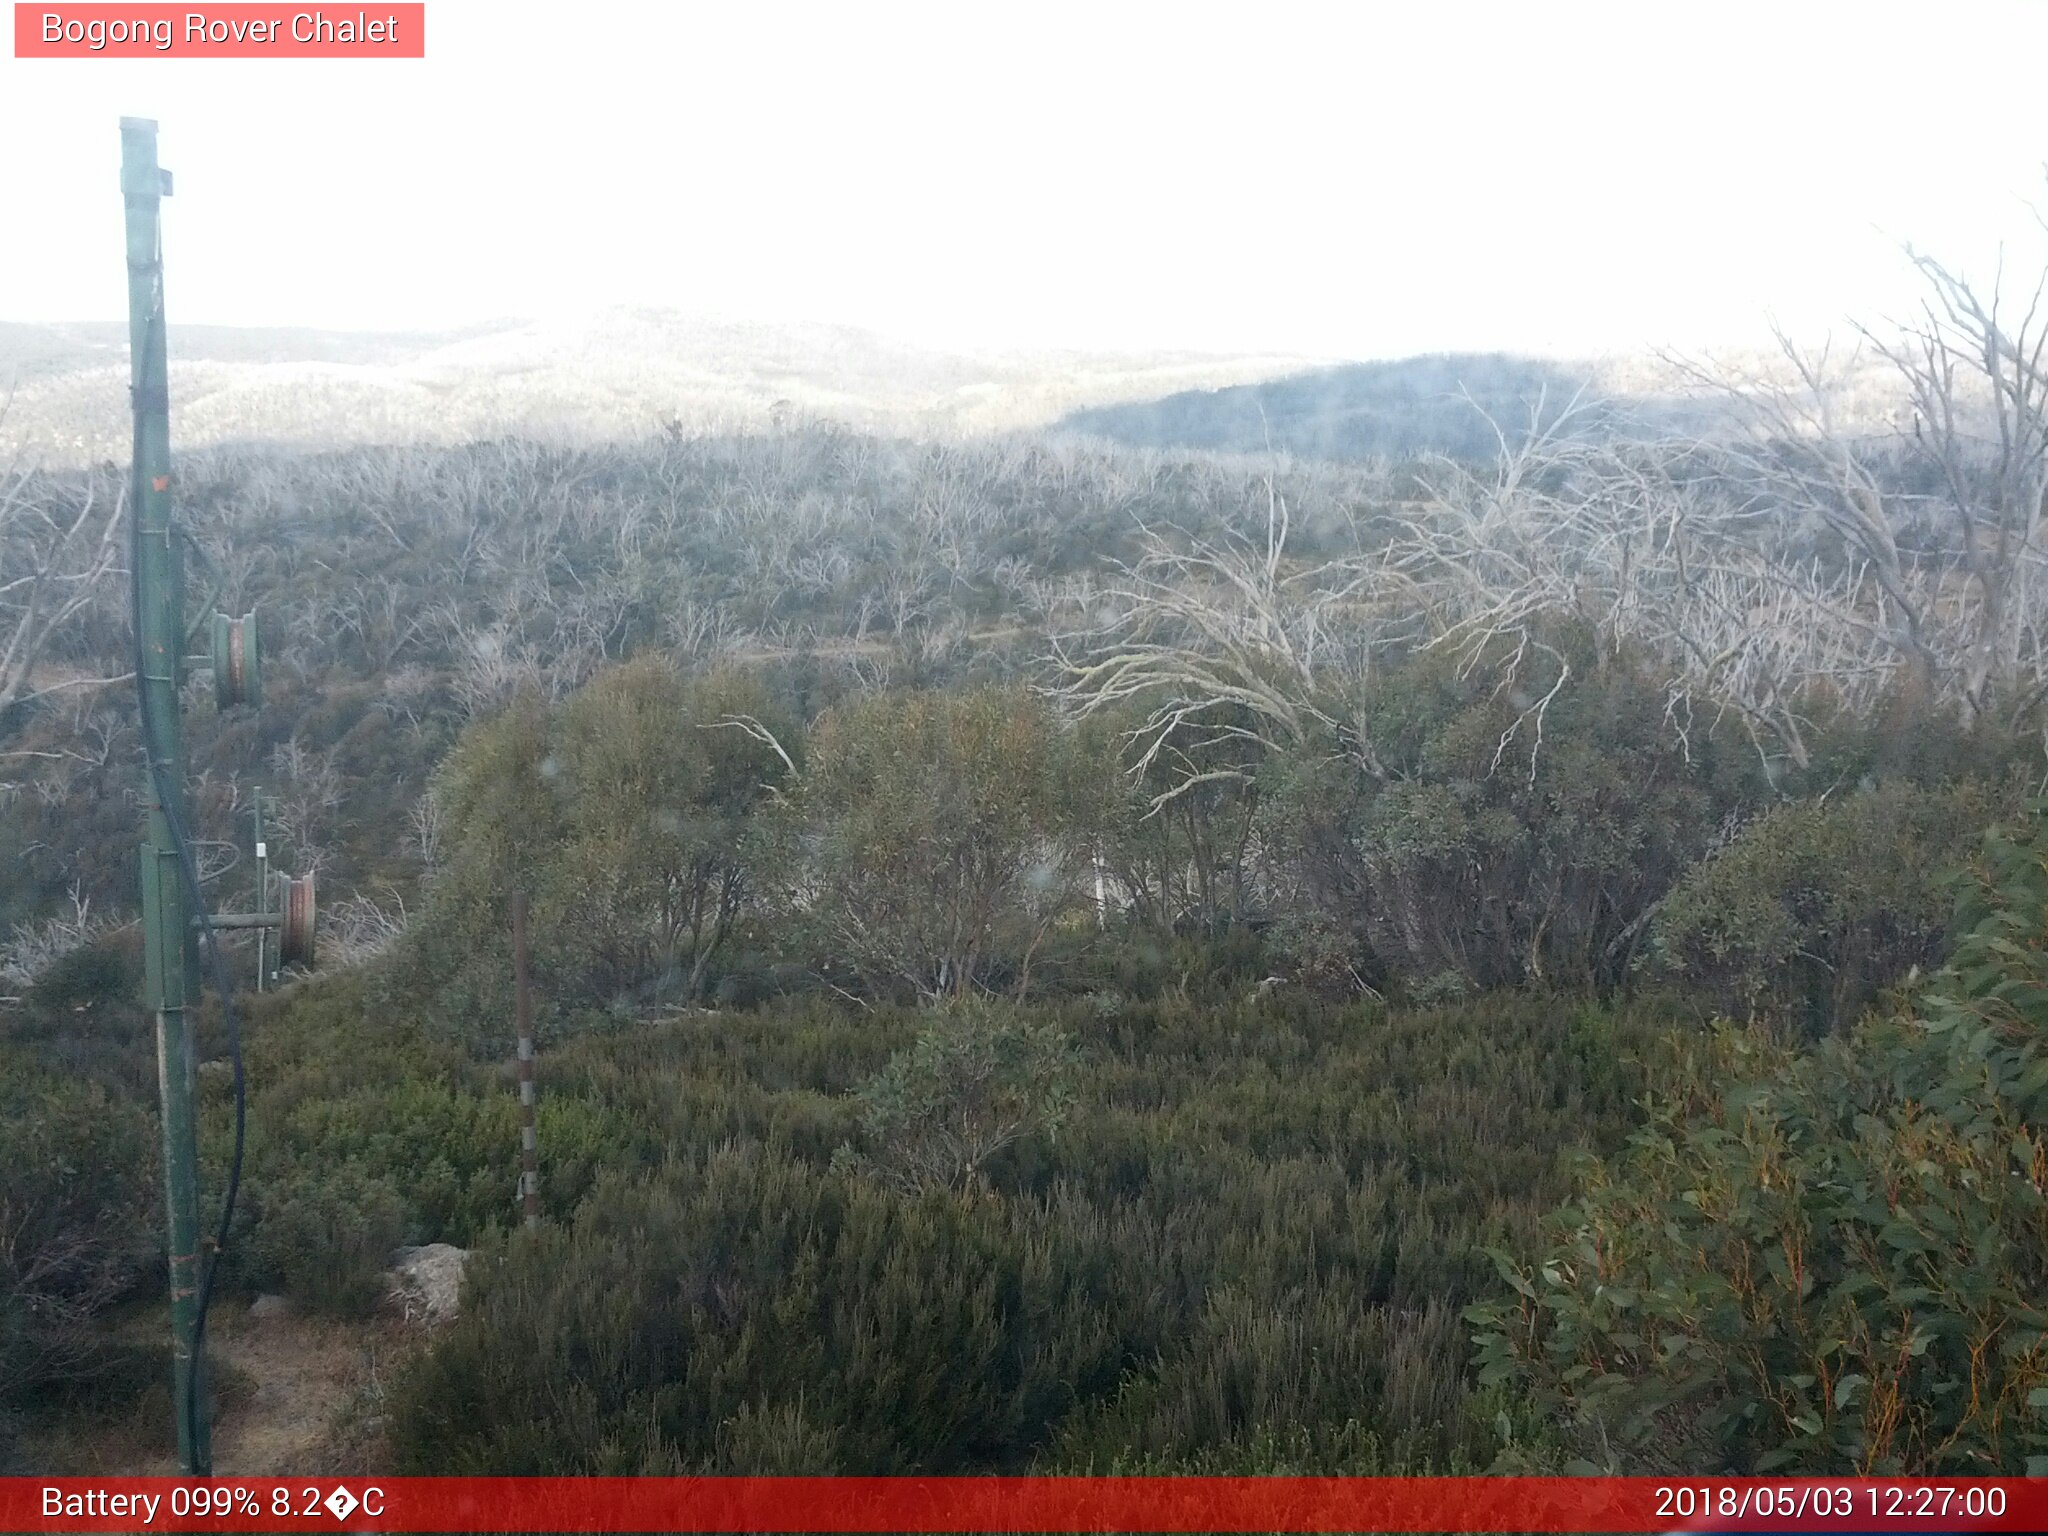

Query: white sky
left=2, top=0, right=2045, bottom=361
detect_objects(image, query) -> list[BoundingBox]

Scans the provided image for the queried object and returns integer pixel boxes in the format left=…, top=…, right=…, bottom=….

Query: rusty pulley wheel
left=210, top=610, right=263, bottom=709
left=278, top=872, right=316, bottom=967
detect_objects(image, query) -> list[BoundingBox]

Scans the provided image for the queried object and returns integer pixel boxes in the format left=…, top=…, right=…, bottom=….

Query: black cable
left=127, top=239, right=246, bottom=1470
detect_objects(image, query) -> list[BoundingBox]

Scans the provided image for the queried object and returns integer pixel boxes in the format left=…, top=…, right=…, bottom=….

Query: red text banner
left=6, top=1476, right=2044, bottom=1533
left=13, top=5, right=425, bottom=58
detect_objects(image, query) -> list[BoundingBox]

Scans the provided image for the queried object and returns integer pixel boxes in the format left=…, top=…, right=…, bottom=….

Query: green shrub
left=0, top=1069, right=159, bottom=1406
left=389, top=1149, right=1146, bottom=1473
left=834, top=1001, right=1077, bottom=1194
left=242, top=1162, right=408, bottom=1318
left=379, top=691, right=562, bottom=1044
left=264, top=1081, right=500, bottom=1241
left=24, top=941, right=131, bottom=1015
left=1652, top=780, right=2001, bottom=1032
left=1258, top=629, right=1756, bottom=992
left=774, top=686, right=1100, bottom=1001
left=1471, top=809, right=2048, bottom=1474
left=5, top=932, right=153, bottom=1102
left=193, top=968, right=657, bottom=1304
left=541, top=662, right=794, bottom=1008
left=1082, top=702, right=1264, bottom=938
left=388, top=990, right=1672, bottom=1474
left=383, top=662, right=794, bottom=1047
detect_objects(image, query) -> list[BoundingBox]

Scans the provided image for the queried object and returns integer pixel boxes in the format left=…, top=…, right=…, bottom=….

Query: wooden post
left=513, top=890, right=539, bottom=1229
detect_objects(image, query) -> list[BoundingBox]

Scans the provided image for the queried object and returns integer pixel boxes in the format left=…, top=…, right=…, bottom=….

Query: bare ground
left=25, top=1302, right=414, bottom=1478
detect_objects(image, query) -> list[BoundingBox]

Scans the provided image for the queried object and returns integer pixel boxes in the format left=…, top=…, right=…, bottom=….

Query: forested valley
left=6, top=246, right=2048, bottom=1479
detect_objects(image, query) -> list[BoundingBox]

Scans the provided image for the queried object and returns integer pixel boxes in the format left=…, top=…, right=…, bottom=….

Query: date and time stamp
left=1655, top=1479, right=2012, bottom=1524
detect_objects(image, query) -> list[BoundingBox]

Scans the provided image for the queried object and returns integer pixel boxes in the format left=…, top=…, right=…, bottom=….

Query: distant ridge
left=1052, top=351, right=1772, bottom=463
left=0, top=319, right=1903, bottom=466
left=0, top=312, right=1317, bottom=462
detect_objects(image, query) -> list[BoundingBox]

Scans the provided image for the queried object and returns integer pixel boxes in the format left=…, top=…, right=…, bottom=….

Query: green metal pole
left=122, top=115, right=211, bottom=1477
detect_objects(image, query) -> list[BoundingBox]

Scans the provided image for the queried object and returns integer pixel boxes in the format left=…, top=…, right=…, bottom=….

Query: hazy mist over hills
left=0, top=312, right=1325, bottom=462
left=1058, top=354, right=1669, bottom=461
left=3, top=310, right=1913, bottom=469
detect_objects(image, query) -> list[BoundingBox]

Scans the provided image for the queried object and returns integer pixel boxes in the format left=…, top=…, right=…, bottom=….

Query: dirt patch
left=23, top=1304, right=420, bottom=1478
left=203, top=1307, right=411, bottom=1476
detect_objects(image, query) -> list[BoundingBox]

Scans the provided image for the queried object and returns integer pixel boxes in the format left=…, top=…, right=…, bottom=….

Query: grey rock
left=385, top=1242, right=468, bottom=1326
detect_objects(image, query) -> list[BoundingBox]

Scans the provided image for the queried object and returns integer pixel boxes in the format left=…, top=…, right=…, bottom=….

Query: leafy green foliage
left=194, top=971, right=650, bottom=1315
left=834, top=1001, right=1078, bottom=1193
left=545, top=661, right=793, bottom=1006
left=23, top=942, right=130, bottom=1015
left=388, top=663, right=791, bottom=1043
left=3, top=932, right=153, bottom=1104
left=385, top=691, right=561, bottom=1036
left=779, top=686, right=1101, bottom=1000
left=1082, top=703, right=1264, bottom=938
left=1260, top=631, right=1758, bottom=991
left=241, top=1164, right=407, bottom=1319
left=1654, top=780, right=2006, bottom=1033
left=389, top=1149, right=1143, bottom=1474
left=1470, top=810, right=2048, bottom=1473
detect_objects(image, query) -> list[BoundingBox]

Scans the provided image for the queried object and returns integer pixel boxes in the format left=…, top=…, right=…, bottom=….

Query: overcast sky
left=3, top=0, right=2045, bottom=361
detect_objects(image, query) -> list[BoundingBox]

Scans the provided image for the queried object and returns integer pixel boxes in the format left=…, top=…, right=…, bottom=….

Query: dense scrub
left=0, top=1066, right=160, bottom=1453
left=7, top=419, right=2044, bottom=1476
left=385, top=990, right=1670, bottom=1473
left=1473, top=815, right=2048, bottom=1474
left=381, top=645, right=2032, bottom=1032
left=4, top=422, right=2035, bottom=1010
left=4, top=902, right=1679, bottom=1471
left=1650, top=780, right=2010, bottom=1034
left=0, top=431, right=1375, bottom=933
